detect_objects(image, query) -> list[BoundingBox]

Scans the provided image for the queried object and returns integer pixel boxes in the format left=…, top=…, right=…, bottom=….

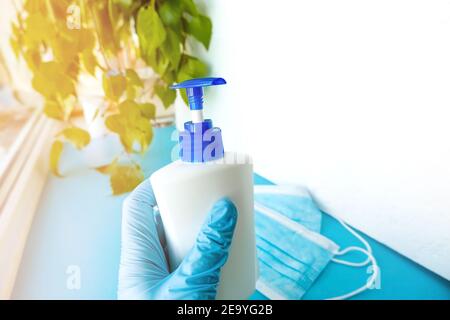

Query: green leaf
left=186, top=14, right=212, bottom=49
left=112, top=0, right=133, bottom=8
left=43, top=100, right=64, bottom=120
left=61, top=95, right=77, bottom=120
left=183, top=55, right=208, bottom=77
left=144, top=48, right=171, bottom=75
left=126, top=86, right=136, bottom=100
left=117, top=99, right=137, bottom=113
left=92, top=3, right=119, bottom=54
left=125, top=69, right=143, bottom=100
left=77, top=29, right=96, bottom=52
left=106, top=100, right=153, bottom=153
left=95, top=159, right=118, bottom=174
left=154, top=83, right=176, bottom=108
left=108, top=0, right=119, bottom=31
left=109, top=163, right=144, bottom=195
left=81, top=49, right=97, bottom=76
left=161, top=70, right=176, bottom=85
left=10, top=35, right=21, bottom=58
left=64, top=59, right=80, bottom=82
left=156, top=48, right=171, bottom=74
left=23, top=50, right=41, bottom=73
left=159, top=0, right=182, bottom=28
left=51, top=27, right=81, bottom=65
left=103, top=72, right=126, bottom=102
left=50, top=140, right=64, bottom=177
left=182, top=0, right=199, bottom=16
left=10, top=23, right=23, bottom=59
left=161, top=28, right=181, bottom=69
left=60, top=127, right=91, bottom=149
left=32, top=61, right=75, bottom=99
left=24, top=0, right=46, bottom=12
left=180, top=89, right=189, bottom=105
left=23, top=13, right=54, bottom=46
left=95, top=160, right=144, bottom=195
left=126, top=69, right=143, bottom=87
left=177, top=55, right=208, bottom=82
left=105, top=113, right=123, bottom=132
left=176, top=56, right=208, bottom=105
left=137, top=6, right=166, bottom=58
left=138, top=103, right=156, bottom=119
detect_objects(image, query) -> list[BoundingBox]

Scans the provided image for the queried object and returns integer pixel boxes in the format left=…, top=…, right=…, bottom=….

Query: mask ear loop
left=331, top=214, right=372, bottom=267
left=326, top=247, right=378, bottom=300
left=325, top=213, right=379, bottom=300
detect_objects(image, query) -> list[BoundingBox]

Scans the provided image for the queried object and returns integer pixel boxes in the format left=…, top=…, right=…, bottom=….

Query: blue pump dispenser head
left=170, top=77, right=226, bottom=163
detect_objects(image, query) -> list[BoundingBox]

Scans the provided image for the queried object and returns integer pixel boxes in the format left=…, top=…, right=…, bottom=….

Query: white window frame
left=0, top=111, right=58, bottom=299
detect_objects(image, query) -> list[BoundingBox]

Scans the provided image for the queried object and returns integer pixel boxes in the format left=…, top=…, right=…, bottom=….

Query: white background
left=183, top=0, right=450, bottom=279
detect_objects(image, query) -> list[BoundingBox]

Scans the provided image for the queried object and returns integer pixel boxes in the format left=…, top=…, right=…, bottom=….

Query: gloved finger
left=173, top=198, right=238, bottom=299
left=153, top=207, right=167, bottom=253
left=118, top=179, right=169, bottom=299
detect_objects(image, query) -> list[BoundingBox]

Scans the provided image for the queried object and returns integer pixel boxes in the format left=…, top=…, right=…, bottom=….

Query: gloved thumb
left=174, top=198, right=238, bottom=299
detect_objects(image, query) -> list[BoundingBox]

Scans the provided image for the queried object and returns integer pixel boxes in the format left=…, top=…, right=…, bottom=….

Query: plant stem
left=44, top=0, right=56, bottom=23
left=88, top=4, right=114, bottom=71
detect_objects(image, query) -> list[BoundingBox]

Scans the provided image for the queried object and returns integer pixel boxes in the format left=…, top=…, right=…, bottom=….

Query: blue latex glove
left=117, top=179, right=238, bottom=300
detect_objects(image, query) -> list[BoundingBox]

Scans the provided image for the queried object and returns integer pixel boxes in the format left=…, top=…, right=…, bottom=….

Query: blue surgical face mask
left=254, top=185, right=378, bottom=300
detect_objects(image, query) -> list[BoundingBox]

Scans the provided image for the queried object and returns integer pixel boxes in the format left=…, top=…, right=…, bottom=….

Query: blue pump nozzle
left=170, top=77, right=226, bottom=111
left=170, top=77, right=226, bottom=163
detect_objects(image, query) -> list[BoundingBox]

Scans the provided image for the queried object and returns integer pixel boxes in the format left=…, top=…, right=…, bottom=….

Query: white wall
left=193, top=0, right=450, bottom=279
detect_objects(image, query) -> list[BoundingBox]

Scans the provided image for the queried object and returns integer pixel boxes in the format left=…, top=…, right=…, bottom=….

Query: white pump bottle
left=150, top=77, right=257, bottom=299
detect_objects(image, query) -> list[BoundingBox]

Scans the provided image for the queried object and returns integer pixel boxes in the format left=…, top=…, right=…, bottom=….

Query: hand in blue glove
left=117, top=179, right=237, bottom=300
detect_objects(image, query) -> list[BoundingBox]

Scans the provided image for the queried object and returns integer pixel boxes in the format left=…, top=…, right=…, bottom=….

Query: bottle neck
left=191, top=110, right=204, bottom=123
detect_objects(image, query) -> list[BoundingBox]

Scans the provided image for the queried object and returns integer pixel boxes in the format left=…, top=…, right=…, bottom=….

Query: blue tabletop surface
left=12, top=126, right=450, bottom=299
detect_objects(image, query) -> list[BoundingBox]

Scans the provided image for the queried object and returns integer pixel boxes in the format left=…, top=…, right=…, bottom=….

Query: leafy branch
left=10, top=0, right=212, bottom=194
